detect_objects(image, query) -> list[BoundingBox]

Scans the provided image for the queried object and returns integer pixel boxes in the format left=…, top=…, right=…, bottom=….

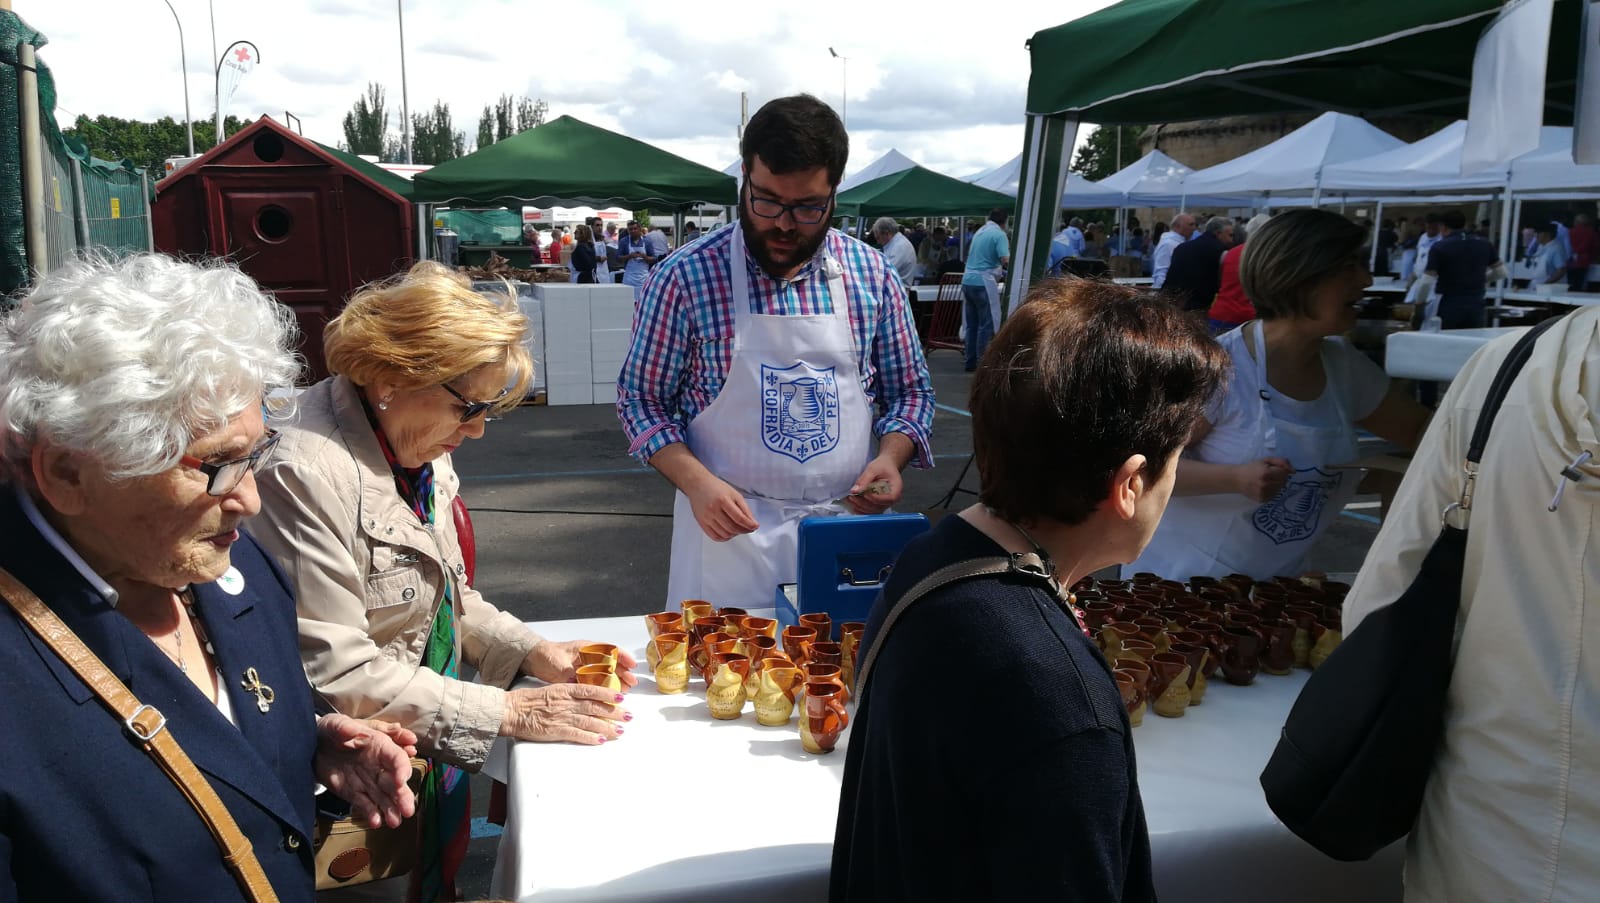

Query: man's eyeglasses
left=180, top=429, right=281, bottom=497
left=745, top=184, right=834, bottom=226
left=442, top=383, right=511, bottom=423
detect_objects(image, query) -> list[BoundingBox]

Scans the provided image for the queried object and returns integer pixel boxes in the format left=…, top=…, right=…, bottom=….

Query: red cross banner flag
left=1576, top=0, right=1600, bottom=164
left=1461, top=0, right=1555, bottom=174
left=214, top=41, right=260, bottom=145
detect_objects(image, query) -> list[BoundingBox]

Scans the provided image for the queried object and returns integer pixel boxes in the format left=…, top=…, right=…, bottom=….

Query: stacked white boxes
left=534, top=283, right=638, bottom=406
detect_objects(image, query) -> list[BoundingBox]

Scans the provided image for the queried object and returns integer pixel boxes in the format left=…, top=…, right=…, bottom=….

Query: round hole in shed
left=252, top=131, right=285, bottom=163
left=256, top=205, right=292, bottom=242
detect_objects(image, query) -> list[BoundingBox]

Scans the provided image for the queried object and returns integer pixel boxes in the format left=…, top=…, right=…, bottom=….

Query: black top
left=1163, top=232, right=1228, bottom=311
left=572, top=241, right=597, bottom=282
left=1428, top=232, right=1499, bottom=297
left=830, top=516, right=1156, bottom=903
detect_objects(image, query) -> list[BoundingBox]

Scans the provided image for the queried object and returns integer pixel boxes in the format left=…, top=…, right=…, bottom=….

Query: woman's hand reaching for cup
left=1235, top=457, right=1292, bottom=502
left=499, top=684, right=631, bottom=746
left=523, top=638, right=639, bottom=687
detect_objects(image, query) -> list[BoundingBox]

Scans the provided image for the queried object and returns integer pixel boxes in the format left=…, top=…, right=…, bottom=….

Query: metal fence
left=40, top=132, right=153, bottom=272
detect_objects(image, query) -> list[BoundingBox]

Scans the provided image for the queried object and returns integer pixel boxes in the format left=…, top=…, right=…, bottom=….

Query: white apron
left=1132, top=321, right=1363, bottom=580
left=960, top=222, right=1006, bottom=338
left=664, top=229, right=874, bottom=609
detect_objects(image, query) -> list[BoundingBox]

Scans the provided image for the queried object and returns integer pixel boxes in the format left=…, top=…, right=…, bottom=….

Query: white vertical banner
left=1461, top=0, right=1555, bottom=175
left=214, top=41, right=260, bottom=146
left=1575, top=0, right=1600, bottom=163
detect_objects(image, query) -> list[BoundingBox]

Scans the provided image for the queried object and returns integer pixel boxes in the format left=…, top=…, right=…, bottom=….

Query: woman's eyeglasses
left=442, top=383, right=511, bottom=423
left=180, top=429, right=281, bottom=497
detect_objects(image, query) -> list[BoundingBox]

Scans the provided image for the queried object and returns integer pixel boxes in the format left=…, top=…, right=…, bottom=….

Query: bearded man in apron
left=616, top=95, right=936, bottom=609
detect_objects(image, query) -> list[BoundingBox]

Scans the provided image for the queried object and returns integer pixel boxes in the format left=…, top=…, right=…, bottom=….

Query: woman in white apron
left=664, top=227, right=874, bottom=608
left=1129, top=210, right=1431, bottom=581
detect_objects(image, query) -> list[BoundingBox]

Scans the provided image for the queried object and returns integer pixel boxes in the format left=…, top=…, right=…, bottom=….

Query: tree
left=342, top=83, right=389, bottom=157
left=63, top=113, right=250, bottom=177
left=516, top=97, right=548, bottom=133
left=476, top=105, right=495, bottom=151
left=1072, top=125, right=1146, bottom=181
left=494, top=94, right=514, bottom=142
left=411, top=101, right=465, bottom=165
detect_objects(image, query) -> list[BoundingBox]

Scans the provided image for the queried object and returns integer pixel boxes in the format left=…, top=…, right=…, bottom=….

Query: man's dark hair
left=741, top=94, right=849, bottom=186
left=1424, top=211, right=1444, bottom=226
left=989, top=208, right=1009, bottom=227
left=1439, top=210, right=1467, bottom=231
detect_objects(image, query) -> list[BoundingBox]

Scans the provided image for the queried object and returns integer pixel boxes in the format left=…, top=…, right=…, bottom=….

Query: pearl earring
left=378, top=397, right=391, bottom=411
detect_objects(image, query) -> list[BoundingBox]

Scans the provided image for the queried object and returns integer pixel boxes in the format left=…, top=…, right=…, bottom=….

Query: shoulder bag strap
left=1450, top=315, right=1563, bottom=527
left=853, top=551, right=1059, bottom=701
left=0, top=567, right=281, bottom=903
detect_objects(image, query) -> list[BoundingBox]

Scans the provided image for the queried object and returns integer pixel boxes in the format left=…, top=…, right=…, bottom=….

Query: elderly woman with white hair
left=873, top=216, right=918, bottom=287
left=0, top=253, right=417, bottom=902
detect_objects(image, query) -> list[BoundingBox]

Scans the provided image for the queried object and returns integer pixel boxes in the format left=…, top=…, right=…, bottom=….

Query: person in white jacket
left=1342, top=306, right=1600, bottom=903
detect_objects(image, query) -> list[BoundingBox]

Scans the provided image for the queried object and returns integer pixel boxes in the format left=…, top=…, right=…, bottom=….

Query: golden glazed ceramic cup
left=1099, top=622, right=1140, bottom=659
left=706, top=653, right=751, bottom=720
left=650, top=632, right=690, bottom=694
left=680, top=600, right=714, bottom=632
left=740, top=616, right=779, bottom=640
left=754, top=663, right=804, bottom=726
left=1114, top=668, right=1146, bottom=727
left=645, top=611, right=685, bottom=640
left=578, top=643, right=621, bottom=670
left=1169, top=642, right=1211, bottom=705
left=576, top=663, right=622, bottom=693
left=799, top=680, right=849, bottom=754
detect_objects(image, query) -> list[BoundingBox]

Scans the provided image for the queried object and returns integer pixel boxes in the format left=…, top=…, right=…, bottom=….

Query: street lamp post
left=398, top=0, right=413, bottom=164
left=828, top=46, right=848, bottom=128
left=159, top=0, right=195, bottom=157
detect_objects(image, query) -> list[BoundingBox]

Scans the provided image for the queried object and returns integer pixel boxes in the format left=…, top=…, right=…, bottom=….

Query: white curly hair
left=0, top=253, right=301, bottom=487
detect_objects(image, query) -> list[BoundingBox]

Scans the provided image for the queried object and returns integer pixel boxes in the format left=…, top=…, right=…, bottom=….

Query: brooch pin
left=240, top=667, right=276, bottom=714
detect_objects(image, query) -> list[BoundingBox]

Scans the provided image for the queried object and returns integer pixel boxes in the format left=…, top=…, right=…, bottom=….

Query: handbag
left=311, top=758, right=428, bottom=890
left=1259, top=315, right=1561, bottom=862
left=0, top=567, right=280, bottom=903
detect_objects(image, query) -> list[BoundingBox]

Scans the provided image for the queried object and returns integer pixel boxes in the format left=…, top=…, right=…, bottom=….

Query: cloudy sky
left=32, top=0, right=1115, bottom=179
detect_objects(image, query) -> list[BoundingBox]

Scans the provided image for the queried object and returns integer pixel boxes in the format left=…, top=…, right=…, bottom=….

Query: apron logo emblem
left=1251, top=467, right=1343, bottom=546
left=761, top=363, right=840, bottom=463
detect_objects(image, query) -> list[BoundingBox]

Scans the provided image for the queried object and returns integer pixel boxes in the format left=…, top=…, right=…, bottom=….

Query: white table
left=1114, top=276, right=1153, bottom=286
left=1385, top=326, right=1525, bottom=381
left=485, top=613, right=1403, bottom=902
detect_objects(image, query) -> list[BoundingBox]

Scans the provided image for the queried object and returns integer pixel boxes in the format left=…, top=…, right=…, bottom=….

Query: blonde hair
left=324, top=261, right=532, bottom=412
left=574, top=224, right=592, bottom=243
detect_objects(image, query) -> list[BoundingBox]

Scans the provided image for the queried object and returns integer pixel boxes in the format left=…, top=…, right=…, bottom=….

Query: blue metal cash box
left=773, top=512, right=930, bottom=640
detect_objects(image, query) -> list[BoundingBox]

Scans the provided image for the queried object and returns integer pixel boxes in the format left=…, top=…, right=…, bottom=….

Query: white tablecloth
left=486, top=613, right=1402, bottom=902
left=1385, top=326, right=1525, bottom=381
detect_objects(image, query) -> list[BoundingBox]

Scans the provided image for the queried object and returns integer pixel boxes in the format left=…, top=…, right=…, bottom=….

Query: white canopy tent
left=1061, top=149, right=1253, bottom=208
left=1179, top=112, right=1405, bottom=202
left=965, top=154, right=1023, bottom=196
left=1319, top=121, right=1513, bottom=194
left=837, top=148, right=920, bottom=193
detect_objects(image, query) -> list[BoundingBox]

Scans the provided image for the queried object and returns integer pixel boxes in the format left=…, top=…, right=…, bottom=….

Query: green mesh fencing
left=3, top=11, right=152, bottom=297
left=437, top=208, right=524, bottom=245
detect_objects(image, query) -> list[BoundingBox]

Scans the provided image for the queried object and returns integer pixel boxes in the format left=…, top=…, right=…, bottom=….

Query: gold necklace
left=162, top=592, right=188, bottom=674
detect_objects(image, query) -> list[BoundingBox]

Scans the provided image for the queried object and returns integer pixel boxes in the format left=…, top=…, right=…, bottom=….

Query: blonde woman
left=252, top=262, right=634, bottom=900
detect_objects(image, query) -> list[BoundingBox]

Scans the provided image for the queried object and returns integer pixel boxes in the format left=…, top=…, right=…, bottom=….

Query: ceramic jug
left=706, top=653, right=750, bottom=720
left=755, top=663, right=804, bottom=726
left=799, top=681, right=849, bottom=754
left=651, top=632, right=690, bottom=694
left=1148, top=652, right=1192, bottom=717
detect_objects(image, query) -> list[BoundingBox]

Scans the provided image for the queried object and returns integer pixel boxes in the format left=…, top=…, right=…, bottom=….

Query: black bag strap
left=1450, top=315, right=1562, bottom=526
left=853, top=551, right=1065, bottom=700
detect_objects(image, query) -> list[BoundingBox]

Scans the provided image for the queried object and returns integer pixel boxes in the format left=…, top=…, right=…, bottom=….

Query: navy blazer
left=0, top=492, right=319, bottom=902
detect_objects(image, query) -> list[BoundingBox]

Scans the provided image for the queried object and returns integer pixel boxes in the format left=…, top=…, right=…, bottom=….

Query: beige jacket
left=1345, top=308, right=1600, bottom=902
left=252, top=376, right=542, bottom=770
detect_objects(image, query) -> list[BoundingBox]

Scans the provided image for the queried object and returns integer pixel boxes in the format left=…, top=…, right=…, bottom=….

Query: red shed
left=154, top=116, right=415, bottom=380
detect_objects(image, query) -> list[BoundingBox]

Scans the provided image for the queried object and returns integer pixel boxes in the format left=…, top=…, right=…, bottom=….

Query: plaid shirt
left=617, top=226, right=935, bottom=468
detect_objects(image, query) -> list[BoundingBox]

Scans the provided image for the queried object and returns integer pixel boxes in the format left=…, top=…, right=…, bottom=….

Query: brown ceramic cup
left=1217, top=626, right=1262, bottom=685
left=798, top=612, right=833, bottom=642
left=1118, top=638, right=1158, bottom=663
left=740, top=616, right=779, bottom=640
left=1148, top=652, right=1192, bottom=717
left=679, top=600, right=714, bottom=631
left=781, top=625, right=818, bottom=663
left=645, top=611, right=685, bottom=640
left=1259, top=618, right=1297, bottom=675
left=1169, top=641, right=1211, bottom=704
left=808, top=641, right=843, bottom=669
left=799, top=681, right=849, bottom=754
left=577, top=643, right=621, bottom=670
left=576, top=663, right=622, bottom=693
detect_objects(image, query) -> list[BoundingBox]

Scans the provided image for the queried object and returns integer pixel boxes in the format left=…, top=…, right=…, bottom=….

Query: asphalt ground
left=446, top=342, right=1385, bottom=898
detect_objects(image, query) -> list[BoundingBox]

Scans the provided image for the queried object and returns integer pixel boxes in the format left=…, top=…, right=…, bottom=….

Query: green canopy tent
left=1010, top=0, right=1586, bottom=314
left=836, top=164, right=1015, bottom=220
left=410, top=115, right=737, bottom=209
left=313, top=140, right=414, bottom=201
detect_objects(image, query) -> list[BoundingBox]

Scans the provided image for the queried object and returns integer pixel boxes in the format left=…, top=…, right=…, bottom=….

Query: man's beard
left=742, top=215, right=828, bottom=277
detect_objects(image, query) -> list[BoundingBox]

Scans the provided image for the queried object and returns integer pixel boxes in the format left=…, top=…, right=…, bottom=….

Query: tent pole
left=1009, top=114, right=1078, bottom=317
left=1494, top=190, right=1517, bottom=326
left=1370, top=201, right=1384, bottom=273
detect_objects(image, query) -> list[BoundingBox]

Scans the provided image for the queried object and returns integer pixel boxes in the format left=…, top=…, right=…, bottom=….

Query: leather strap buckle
left=125, top=703, right=168, bottom=742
